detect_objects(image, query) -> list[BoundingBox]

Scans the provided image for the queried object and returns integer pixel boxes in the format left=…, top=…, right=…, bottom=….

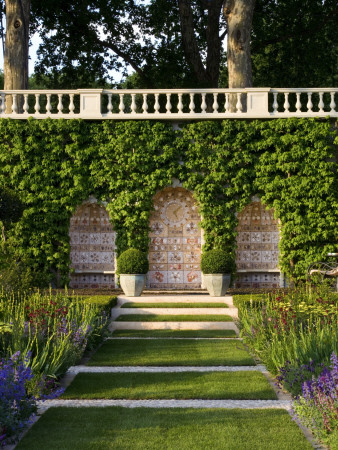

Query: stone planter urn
left=117, top=248, right=149, bottom=297
left=201, top=249, right=233, bottom=297
left=203, top=273, right=231, bottom=297
left=119, top=274, right=146, bottom=297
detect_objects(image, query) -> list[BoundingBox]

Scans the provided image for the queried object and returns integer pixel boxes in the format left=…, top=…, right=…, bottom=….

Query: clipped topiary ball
left=117, top=248, right=149, bottom=274
left=201, top=249, right=233, bottom=274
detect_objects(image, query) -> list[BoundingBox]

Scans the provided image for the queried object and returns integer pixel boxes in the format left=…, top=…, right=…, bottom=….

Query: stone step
left=112, top=308, right=237, bottom=319
left=109, top=321, right=239, bottom=332
left=117, top=295, right=234, bottom=306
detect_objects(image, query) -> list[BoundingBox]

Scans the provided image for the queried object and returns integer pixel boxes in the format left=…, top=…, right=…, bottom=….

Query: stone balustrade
left=0, top=88, right=337, bottom=119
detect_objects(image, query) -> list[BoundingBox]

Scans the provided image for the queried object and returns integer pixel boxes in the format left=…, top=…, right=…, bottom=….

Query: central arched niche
left=148, top=187, right=202, bottom=289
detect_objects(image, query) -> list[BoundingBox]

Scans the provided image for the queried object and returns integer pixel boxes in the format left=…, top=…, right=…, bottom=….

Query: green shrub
left=117, top=249, right=149, bottom=274
left=201, top=249, right=233, bottom=274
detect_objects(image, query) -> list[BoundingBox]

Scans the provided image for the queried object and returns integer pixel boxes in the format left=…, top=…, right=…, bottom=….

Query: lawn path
left=17, top=294, right=315, bottom=449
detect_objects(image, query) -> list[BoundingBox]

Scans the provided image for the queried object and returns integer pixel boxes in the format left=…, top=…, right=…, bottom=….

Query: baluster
left=201, top=93, right=207, bottom=113
left=177, top=94, right=183, bottom=114
left=57, top=94, right=63, bottom=114
left=283, top=93, right=290, bottom=113
left=119, top=94, right=125, bottom=114
left=0, top=94, right=5, bottom=114
left=166, top=93, right=171, bottom=114
left=213, top=93, right=218, bottom=113
left=131, top=94, right=136, bottom=113
left=46, top=94, right=51, bottom=114
left=142, top=94, right=148, bottom=114
left=330, top=91, right=336, bottom=113
left=154, top=94, right=160, bottom=113
left=236, top=93, right=242, bottom=113
left=23, top=94, right=29, bottom=114
left=12, top=94, right=18, bottom=114
left=69, top=94, right=75, bottom=114
left=189, top=93, right=195, bottom=113
left=272, top=92, right=278, bottom=113
left=225, top=93, right=230, bottom=112
left=306, top=92, right=313, bottom=112
left=35, top=94, right=40, bottom=114
left=295, top=93, right=301, bottom=113
left=318, top=92, right=324, bottom=113
left=106, top=94, right=112, bottom=114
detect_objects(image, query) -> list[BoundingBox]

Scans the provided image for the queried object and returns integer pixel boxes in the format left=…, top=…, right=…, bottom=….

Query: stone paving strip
left=66, top=365, right=267, bottom=374
left=37, top=399, right=292, bottom=412
left=109, top=321, right=239, bottom=331
left=107, top=337, right=243, bottom=340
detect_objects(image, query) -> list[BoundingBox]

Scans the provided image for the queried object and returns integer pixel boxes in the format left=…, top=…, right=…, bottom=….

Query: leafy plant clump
left=293, top=352, right=338, bottom=449
left=201, top=249, right=233, bottom=274
left=117, top=248, right=149, bottom=274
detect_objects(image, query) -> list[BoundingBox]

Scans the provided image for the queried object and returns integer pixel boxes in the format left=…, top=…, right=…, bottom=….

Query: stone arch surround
left=69, top=201, right=116, bottom=289
left=235, top=201, right=280, bottom=288
left=147, top=187, right=202, bottom=290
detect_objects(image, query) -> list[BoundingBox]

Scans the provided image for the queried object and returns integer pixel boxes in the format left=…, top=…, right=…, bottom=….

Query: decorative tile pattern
left=235, top=202, right=280, bottom=288
left=148, top=187, right=201, bottom=289
left=69, top=202, right=116, bottom=289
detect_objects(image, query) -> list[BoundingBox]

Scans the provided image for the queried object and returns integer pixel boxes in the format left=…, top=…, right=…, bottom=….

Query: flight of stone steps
left=109, top=294, right=239, bottom=333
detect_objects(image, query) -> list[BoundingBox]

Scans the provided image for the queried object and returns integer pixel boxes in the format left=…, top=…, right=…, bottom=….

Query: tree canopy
left=1, top=0, right=337, bottom=88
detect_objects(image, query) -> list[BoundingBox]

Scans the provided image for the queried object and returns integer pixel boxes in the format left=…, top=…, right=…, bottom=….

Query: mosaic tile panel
left=148, top=187, right=201, bottom=289
left=235, top=201, right=280, bottom=288
left=69, top=202, right=116, bottom=289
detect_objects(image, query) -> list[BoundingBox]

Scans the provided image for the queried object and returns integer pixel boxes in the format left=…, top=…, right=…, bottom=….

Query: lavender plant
left=0, top=352, right=36, bottom=446
left=293, top=352, right=338, bottom=449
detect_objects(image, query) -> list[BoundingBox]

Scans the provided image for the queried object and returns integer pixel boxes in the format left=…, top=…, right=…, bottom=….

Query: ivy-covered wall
left=0, top=117, right=336, bottom=286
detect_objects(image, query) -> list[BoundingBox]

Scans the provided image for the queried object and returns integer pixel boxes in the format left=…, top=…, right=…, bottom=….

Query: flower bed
left=237, top=283, right=338, bottom=448
left=0, top=292, right=116, bottom=445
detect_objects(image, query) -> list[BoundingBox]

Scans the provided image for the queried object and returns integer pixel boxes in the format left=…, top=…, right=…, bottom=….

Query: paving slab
left=109, top=321, right=239, bottom=332
left=37, top=399, right=292, bottom=412
left=66, top=365, right=266, bottom=374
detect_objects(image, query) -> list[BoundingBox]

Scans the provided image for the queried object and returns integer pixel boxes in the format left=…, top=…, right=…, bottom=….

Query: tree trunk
left=223, top=0, right=255, bottom=110
left=4, top=0, right=30, bottom=112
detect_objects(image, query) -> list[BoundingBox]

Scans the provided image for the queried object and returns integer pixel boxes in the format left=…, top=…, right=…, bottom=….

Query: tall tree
left=223, top=0, right=255, bottom=88
left=4, top=0, right=30, bottom=90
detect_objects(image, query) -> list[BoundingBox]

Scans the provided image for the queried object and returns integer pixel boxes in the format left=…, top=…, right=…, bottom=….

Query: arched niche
left=148, top=187, right=202, bottom=290
left=69, top=201, right=116, bottom=289
left=235, top=201, right=280, bottom=288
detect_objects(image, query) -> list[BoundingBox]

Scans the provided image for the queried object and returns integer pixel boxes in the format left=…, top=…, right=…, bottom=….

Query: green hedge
left=78, top=296, right=118, bottom=315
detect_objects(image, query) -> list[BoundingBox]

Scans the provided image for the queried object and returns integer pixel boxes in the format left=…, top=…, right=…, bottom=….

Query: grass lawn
left=121, top=302, right=229, bottom=308
left=16, top=407, right=312, bottom=450
left=88, top=339, right=255, bottom=366
left=61, top=371, right=277, bottom=400
left=115, top=314, right=233, bottom=321
left=111, top=329, right=237, bottom=338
